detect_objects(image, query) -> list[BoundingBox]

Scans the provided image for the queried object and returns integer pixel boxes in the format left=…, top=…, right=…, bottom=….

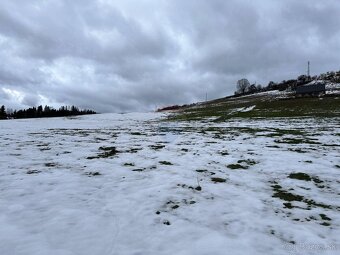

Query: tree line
left=234, top=70, right=340, bottom=96
left=0, top=105, right=96, bottom=120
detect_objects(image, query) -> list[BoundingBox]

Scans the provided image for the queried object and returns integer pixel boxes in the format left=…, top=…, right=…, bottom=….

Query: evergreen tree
left=0, top=105, right=7, bottom=119
left=6, top=105, right=96, bottom=119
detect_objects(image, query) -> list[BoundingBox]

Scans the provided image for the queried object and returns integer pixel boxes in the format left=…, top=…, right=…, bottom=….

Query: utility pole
left=205, top=92, right=208, bottom=102
left=307, top=61, right=310, bottom=77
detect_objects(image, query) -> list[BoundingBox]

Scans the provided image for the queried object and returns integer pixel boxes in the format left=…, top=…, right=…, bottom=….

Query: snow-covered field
left=0, top=113, right=339, bottom=255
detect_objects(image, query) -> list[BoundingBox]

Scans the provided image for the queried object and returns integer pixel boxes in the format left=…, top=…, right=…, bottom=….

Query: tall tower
left=307, top=61, right=310, bottom=77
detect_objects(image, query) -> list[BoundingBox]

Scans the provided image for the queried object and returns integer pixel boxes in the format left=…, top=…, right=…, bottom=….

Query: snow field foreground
left=0, top=113, right=339, bottom=255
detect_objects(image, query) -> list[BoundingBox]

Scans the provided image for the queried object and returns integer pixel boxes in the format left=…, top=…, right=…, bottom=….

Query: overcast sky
left=0, top=0, right=339, bottom=112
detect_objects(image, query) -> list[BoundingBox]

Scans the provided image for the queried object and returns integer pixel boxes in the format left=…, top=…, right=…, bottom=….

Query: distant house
left=296, top=83, right=325, bottom=97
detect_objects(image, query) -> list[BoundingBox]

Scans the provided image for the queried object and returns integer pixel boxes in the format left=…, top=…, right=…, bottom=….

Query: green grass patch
left=211, top=177, right=227, bottom=183
left=45, top=162, right=57, bottom=167
left=131, top=132, right=143, bottom=135
left=132, top=168, right=145, bottom=172
left=275, top=137, right=320, bottom=145
left=288, top=172, right=324, bottom=186
left=227, top=164, right=248, bottom=170
left=237, top=159, right=257, bottom=165
left=87, top=146, right=119, bottom=159
left=288, top=172, right=312, bottom=181
left=27, top=170, right=42, bottom=174
left=149, top=144, right=166, bottom=150
left=272, top=184, right=304, bottom=202
left=126, top=148, right=142, bottom=153
left=219, top=150, right=229, bottom=156
left=124, top=163, right=135, bottom=167
left=267, top=145, right=280, bottom=148
left=288, top=148, right=307, bottom=153
left=166, top=96, right=340, bottom=121
left=85, top=171, right=101, bottom=176
left=159, top=161, right=173, bottom=165
left=320, top=214, right=331, bottom=221
left=271, top=183, right=332, bottom=209
left=272, top=128, right=305, bottom=136
left=196, top=169, right=215, bottom=175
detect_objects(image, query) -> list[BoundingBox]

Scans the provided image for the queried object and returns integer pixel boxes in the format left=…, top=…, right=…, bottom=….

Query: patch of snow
left=326, top=82, right=340, bottom=91
left=242, top=105, right=256, bottom=112
left=229, top=105, right=256, bottom=114
left=0, top=113, right=339, bottom=255
left=239, top=105, right=256, bottom=112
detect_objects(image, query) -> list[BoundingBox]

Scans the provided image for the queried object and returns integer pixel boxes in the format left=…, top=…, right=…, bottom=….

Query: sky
left=0, top=0, right=339, bottom=112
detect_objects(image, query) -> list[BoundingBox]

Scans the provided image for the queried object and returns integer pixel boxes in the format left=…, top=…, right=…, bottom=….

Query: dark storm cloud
left=178, top=0, right=340, bottom=78
left=0, top=0, right=339, bottom=112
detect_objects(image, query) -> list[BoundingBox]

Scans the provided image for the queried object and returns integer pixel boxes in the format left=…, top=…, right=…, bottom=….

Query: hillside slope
left=168, top=90, right=340, bottom=121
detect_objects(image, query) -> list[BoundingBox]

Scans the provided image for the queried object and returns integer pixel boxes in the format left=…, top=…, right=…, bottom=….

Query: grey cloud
left=186, top=0, right=340, bottom=79
left=0, top=0, right=339, bottom=112
left=22, top=93, right=40, bottom=107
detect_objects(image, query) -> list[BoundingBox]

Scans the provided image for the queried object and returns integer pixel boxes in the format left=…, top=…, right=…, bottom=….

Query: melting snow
left=0, top=113, right=339, bottom=255
left=240, top=105, right=256, bottom=112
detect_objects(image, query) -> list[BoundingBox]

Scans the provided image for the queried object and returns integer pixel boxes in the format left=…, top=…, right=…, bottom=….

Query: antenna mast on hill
left=307, top=61, right=310, bottom=77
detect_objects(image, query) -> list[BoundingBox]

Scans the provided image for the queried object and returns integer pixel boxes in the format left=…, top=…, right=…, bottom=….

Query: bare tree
left=236, top=79, right=250, bottom=94
left=248, top=84, right=257, bottom=93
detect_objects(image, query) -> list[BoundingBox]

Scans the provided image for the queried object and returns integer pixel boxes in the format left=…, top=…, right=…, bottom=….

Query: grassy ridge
left=167, top=95, right=340, bottom=121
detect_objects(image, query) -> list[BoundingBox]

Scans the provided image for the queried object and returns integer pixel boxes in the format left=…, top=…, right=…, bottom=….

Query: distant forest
left=0, top=105, right=96, bottom=120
